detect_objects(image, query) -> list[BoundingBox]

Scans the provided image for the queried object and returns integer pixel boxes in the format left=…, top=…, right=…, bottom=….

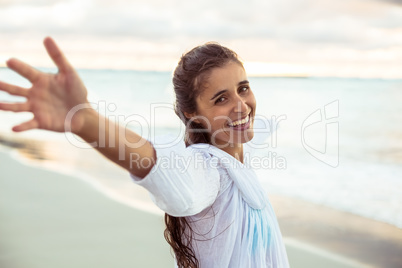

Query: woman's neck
left=220, top=143, right=244, bottom=163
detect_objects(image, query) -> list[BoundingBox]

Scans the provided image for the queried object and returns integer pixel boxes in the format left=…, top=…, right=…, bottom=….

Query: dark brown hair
left=164, top=43, right=242, bottom=267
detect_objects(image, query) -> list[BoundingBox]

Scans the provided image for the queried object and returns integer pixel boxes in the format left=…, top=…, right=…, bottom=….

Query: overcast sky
left=1, top=0, right=401, bottom=78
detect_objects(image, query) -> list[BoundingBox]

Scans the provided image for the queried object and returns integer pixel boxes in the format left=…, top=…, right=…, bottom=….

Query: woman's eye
left=239, top=86, right=249, bottom=93
left=215, top=96, right=226, bottom=104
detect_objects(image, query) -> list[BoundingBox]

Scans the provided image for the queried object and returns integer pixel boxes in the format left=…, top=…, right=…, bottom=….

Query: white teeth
left=229, top=115, right=250, bottom=127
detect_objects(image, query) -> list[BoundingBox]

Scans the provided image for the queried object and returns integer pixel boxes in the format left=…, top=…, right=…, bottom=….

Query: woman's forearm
left=73, top=108, right=156, bottom=179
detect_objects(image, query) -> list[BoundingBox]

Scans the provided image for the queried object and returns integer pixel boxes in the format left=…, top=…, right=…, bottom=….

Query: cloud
left=0, top=0, right=400, bottom=42
left=0, top=0, right=401, bottom=77
left=0, top=0, right=64, bottom=7
left=377, top=0, right=402, bottom=5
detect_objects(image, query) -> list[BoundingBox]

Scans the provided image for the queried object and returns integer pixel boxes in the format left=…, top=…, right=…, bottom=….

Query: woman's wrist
left=69, top=104, right=98, bottom=137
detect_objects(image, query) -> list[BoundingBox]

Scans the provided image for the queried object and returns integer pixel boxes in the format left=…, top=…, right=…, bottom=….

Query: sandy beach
left=1, top=135, right=401, bottom=268
left=0, top=148, right=173, bottom=268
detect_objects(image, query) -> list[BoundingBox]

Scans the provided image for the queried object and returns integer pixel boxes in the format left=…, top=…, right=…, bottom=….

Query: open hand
left=0, top=37, right=89, bottom=133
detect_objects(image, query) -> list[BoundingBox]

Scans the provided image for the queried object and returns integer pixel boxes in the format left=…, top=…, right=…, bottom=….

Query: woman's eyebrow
left=210, top=90, right=227, bottom=101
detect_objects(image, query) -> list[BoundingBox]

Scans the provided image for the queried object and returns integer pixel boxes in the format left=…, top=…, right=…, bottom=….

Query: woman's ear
left=184, top=112, right=201, bottom=124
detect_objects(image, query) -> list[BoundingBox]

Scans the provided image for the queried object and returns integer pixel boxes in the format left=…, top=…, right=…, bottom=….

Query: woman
left=0, top=37, right=289, bottom=267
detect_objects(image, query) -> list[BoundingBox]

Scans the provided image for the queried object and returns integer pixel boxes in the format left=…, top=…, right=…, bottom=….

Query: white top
left=130, top=120, right=289, bottom=267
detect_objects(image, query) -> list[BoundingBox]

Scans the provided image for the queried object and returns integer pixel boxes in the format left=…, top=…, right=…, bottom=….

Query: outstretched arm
left=0, top=37, right=155, bottom=178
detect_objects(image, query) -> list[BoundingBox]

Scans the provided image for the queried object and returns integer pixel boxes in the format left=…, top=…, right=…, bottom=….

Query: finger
left=12, top=119, right=39, bottom=132
left=0, top=102, right=30, bottom=112
left=43, top=37, right=73, bottom=73
left=6, top=58, right=40, bottom=83
left=0, top=81, right=29, bottom=97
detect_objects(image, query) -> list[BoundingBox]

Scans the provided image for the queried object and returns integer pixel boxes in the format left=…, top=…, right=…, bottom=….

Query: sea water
left=1, top=68, right=401, bottom=228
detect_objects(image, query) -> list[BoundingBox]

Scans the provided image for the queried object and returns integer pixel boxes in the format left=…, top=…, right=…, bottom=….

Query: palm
left=26, top=69, right=87, bottom=132
left=0, top=37, right=89, bottom=133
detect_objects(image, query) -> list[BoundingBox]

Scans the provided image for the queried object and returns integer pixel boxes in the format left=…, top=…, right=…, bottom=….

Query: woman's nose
left=233, top=97, right=248, bottom=113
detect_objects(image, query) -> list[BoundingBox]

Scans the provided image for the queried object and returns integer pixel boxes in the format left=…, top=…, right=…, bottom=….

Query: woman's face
left=190, top=61, right=256, bottom=147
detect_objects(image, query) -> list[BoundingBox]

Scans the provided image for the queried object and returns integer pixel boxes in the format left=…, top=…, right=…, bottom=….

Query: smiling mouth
left=228, top=114, right=251, bottom=129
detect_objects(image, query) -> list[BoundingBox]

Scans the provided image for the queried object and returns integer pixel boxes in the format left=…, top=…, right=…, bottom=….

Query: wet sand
left=271, top=195, right=402, bottom=268
left=0, top=149, right=173, bottom=268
